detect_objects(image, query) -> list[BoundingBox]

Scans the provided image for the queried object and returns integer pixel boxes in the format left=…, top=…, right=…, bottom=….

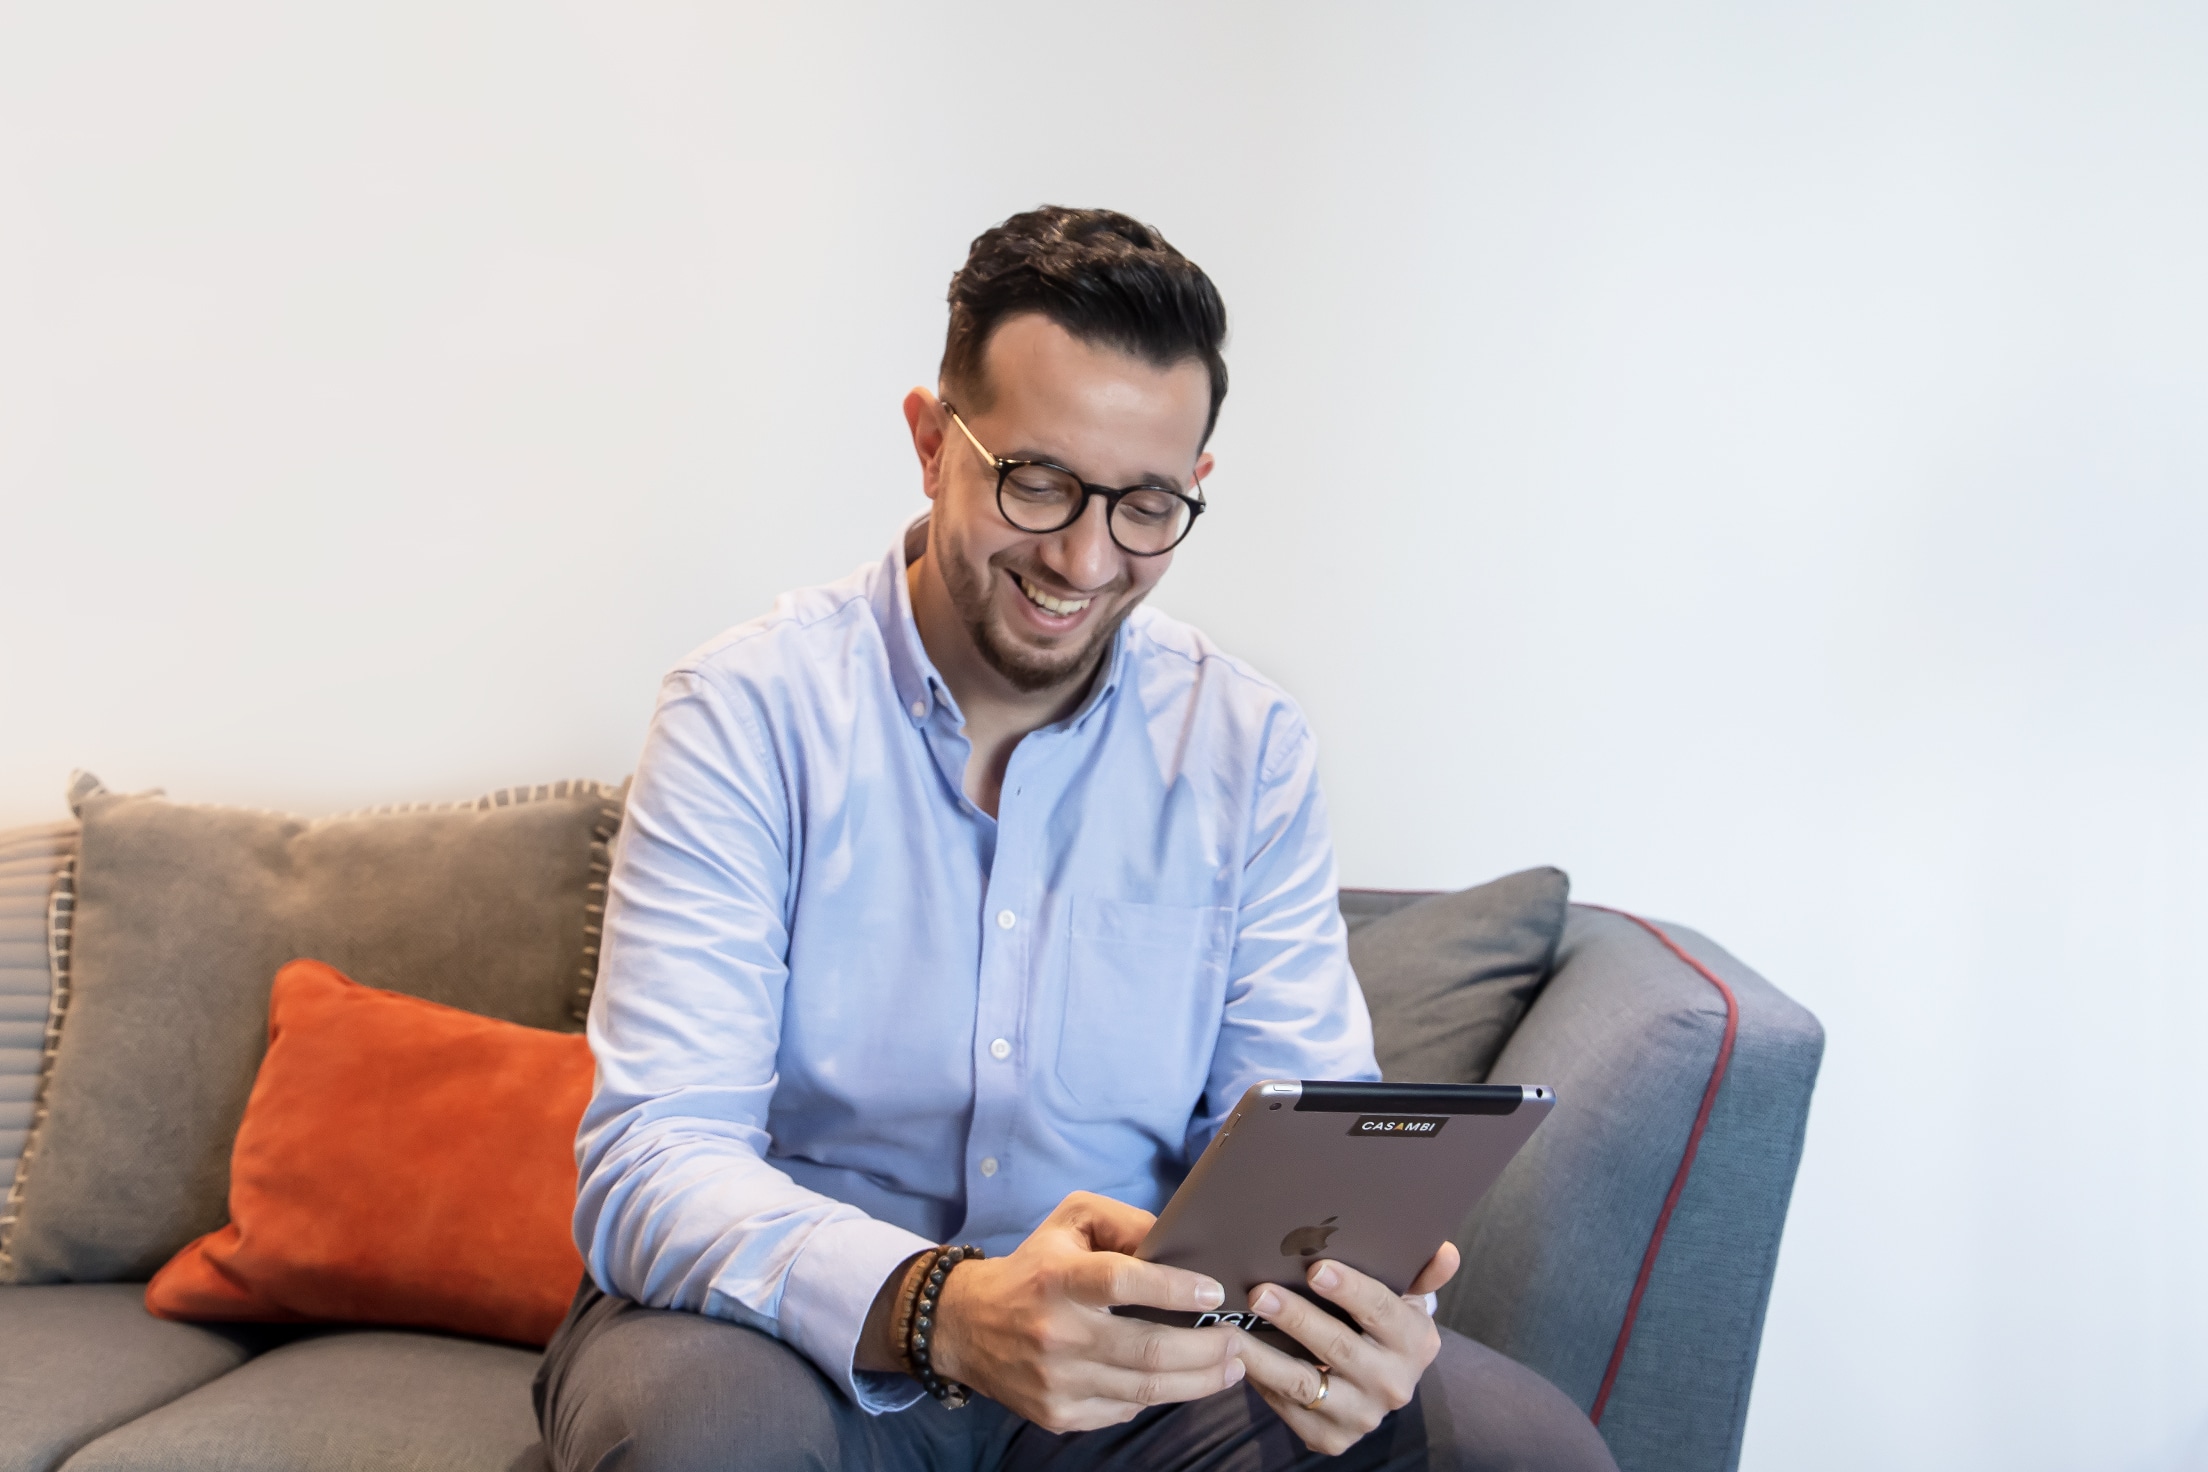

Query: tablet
left=1113, top=1079, right=1553, bottom=1357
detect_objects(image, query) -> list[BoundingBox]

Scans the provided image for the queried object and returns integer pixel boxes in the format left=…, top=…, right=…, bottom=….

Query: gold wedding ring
left=1302, top=1368, right=1330, bottom=1410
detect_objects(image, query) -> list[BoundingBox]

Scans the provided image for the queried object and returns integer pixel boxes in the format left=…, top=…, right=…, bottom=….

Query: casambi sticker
left=1348, top=1114, right=1448, bottom=1138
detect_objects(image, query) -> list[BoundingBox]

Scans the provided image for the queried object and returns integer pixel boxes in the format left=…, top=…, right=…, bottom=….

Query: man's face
left=920, top=313, right=1213, bottom=696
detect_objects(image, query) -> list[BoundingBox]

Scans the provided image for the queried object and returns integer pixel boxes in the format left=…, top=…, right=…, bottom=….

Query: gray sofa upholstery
left=1441, top=906, right=1820, bottom=1472
left=1, top=890, right=1821, bottom=1472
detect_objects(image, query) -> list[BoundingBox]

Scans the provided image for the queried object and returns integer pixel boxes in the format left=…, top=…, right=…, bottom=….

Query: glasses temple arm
left=944, top=406, right=999, bottom=468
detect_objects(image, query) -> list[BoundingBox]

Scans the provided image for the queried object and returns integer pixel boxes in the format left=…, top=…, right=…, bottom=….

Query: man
left=536, top=208, right=1616, bottom=1472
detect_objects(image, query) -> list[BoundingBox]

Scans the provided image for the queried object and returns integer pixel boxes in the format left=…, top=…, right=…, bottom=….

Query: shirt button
left=989, top=1037, right=1011, bottom=1060
left=996, top=909, right=1016, bottom=930
left=909, top=700, right=926, bottom=719
left=980, top=1157, right=999, bottom=1177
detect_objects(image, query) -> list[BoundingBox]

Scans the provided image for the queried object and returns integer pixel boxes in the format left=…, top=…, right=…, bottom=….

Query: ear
left=1191, top=450, right=1215, bottom=491
left=904, top=387, right=947, bottom=504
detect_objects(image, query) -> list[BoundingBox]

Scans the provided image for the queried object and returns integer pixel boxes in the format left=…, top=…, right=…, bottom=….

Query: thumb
left=1407, top=1240, right=1461, bottom=1297
left=1051, top=1191, right=1157, bottom=1255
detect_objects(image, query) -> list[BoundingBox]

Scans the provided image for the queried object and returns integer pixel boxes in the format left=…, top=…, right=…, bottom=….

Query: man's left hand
left=1231, top=1241, right=1460, bottom=1457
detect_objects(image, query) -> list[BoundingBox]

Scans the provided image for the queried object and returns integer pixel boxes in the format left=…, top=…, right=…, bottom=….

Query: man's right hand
left=928, top=1191, right=1246, bottom=1432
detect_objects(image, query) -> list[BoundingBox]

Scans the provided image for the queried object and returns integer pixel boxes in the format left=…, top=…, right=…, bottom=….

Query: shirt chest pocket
left=1055, top=897, right=1233, bottom=1122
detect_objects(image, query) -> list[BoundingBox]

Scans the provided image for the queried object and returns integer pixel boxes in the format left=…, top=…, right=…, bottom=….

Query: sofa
left=0, top=783, right=1822, bottom=1472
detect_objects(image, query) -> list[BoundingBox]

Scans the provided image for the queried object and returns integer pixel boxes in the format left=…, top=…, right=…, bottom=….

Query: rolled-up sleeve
left=574, top=668, right=931, bottom=1410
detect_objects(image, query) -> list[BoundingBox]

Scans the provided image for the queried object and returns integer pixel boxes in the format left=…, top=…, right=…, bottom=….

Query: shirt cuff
left=777, top=1212, right=937, bottom=1413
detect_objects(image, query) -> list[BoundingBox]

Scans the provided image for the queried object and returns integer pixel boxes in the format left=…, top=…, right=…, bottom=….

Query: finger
left=1068, top=1251, right=1226, bottom=1314
left=1010, top=1393, right=1142, bottom=1437
left=1084, top=1351, right=1247, bottom=1408
left=1232, top=1327, right=1333, bottom=1410
left=1233, top=1331, right=1373, bottom=1453
left=1248, top=1281, right=1368, bottom=1371
left=1045, top=1398, right=1157, bottom=1435
left=1052, top=1191, right=1158, bottom=1255
left=1091, top=1320, right=1244, bottom=1376
left=1406, top=1241, right=1460, bottom=1298
left=1304, top=1260, right=1423, bottom=1353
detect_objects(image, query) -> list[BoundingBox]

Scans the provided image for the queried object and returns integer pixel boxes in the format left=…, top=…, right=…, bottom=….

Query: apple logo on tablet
left=1280, top=1216, right=1340, bottom=1258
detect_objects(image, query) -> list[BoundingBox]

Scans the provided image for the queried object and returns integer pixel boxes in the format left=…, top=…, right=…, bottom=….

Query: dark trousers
left=534, top=1283, right=1619, bottom=1472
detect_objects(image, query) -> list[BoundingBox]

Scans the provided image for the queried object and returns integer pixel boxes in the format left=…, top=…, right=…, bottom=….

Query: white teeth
left=1016, top=574, right=1091, bottom=617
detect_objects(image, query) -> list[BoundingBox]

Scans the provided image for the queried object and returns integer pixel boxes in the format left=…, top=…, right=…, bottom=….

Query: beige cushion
left=0, top=819, right=76, bottom=1231
left=0, top=776, right=623, bottom=1285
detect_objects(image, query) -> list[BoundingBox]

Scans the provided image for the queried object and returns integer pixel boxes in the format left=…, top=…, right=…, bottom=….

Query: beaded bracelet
left=904, top=1243, right=985, bottom=1408
left=887, top=1251, right=933, bottom=1378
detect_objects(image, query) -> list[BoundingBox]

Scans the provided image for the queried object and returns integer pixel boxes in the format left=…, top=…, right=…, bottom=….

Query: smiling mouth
left=1015, top=573, right=1093, bottom=618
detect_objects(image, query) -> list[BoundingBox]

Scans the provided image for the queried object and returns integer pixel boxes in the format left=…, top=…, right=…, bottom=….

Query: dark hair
left=942, top=206, right=1229, bottom=443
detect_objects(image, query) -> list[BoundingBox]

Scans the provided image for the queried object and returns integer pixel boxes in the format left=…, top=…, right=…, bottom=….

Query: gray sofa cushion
left=0, top=1284, right=268, bottom=1472
left=1, top=778, right=624, bottom=1286
left=1442, top=906, right=1823, bottom=1472
left=1345, top=868, right=1571, bottom=1084
left=59, top=1328, right=546, bottom=1472
left=1336, top=888, right=1428, bottom=932
left=0, top=822, right=74, bottom=1210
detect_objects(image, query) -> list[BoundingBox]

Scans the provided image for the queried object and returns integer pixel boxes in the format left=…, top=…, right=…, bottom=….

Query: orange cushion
left=146, top=957, right=594, bottom=1347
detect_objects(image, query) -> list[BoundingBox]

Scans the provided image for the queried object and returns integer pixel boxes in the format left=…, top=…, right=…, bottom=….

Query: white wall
left=4, top=5, right=2204, bottom=1467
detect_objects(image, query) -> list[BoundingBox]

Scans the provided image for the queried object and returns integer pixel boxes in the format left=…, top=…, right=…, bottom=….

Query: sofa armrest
left=1439, top=904, right=1823, bottom=1472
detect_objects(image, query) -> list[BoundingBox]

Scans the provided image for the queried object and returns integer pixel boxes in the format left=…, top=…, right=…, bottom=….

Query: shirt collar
left=870, top=513, right=1131, bottom=735
left=873, top=514, right=953, bottom=727
left=1063, top=606, right=1129, bottom=734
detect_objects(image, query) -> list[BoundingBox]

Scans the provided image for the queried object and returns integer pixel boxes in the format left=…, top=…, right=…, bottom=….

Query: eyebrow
left=949, top=406, right=1196, bottom=494
left=1002, top=447, right=1193, bottom=493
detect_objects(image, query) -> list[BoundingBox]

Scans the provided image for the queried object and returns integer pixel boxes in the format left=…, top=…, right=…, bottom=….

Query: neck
left=907, top=554, right=1102, bottom=815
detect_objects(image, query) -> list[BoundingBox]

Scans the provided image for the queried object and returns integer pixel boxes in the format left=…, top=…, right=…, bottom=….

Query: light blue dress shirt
left=576, top=519, right=1378, bottom=1410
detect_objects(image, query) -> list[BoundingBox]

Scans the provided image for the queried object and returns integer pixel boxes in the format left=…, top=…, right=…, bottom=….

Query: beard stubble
left=935, top=525, right=1137, bottom=696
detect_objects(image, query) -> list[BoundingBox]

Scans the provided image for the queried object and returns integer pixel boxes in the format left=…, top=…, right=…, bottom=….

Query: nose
left=1041, top=495, right=1121, bottom=592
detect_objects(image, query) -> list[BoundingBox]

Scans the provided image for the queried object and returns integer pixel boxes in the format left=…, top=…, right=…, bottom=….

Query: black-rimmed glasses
left=944, top=404, right=1206, bottom=556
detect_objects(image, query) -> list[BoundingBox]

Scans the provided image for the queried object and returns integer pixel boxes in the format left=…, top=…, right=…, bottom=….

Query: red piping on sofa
left=1580, top=906, right=1740, bottom=1426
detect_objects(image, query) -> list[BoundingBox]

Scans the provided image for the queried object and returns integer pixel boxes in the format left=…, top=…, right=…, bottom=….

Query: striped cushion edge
left=0, top=820, right=77, bottom=1231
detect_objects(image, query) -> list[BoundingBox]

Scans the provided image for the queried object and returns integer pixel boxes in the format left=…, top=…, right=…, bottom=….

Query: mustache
left=989, top=554, right=1127, bottom=601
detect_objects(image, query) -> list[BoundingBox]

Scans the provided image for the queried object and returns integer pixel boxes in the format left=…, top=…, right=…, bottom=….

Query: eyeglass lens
left=999, top=464, right=1193, bottom=554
